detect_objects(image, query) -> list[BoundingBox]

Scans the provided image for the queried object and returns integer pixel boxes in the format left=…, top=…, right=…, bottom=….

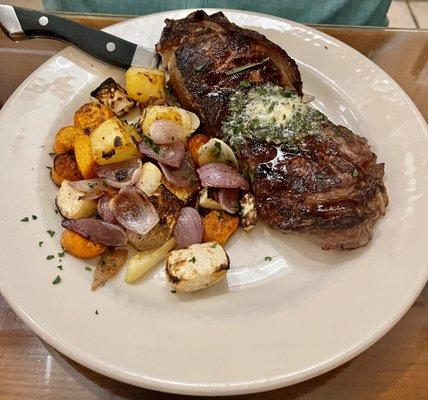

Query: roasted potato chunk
left=51, top=153, right=83, bottom=186
left=90, top=117, right=140, bottom=165
left=127, top=186, right=182, bottom=251
left=55, top=180, right=97, bottom=219
left=125, top=67, right=166, bottom=105
left=140, top=105, right=199, bottom=136
left=53, top=126, right=84, bottom=154
left=161, top=176, right=199, bottom=203
left=91, top=77, right=136, bottom=117
left=92, top=249, right=128, bottom=290
left=61, top=229, right=106, bottom=259
left=74, top=102, right=114, bottom=133
left=74, top=134, right=97, bottom=178
left=165, top=242, right=229, bottom=292
left=202, top=210, right=239, bottom=245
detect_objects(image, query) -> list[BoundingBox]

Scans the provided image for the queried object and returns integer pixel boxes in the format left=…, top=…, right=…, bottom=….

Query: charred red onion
left=109, top=186, right=159, bottom=235
left=148, top=120, right=188, bottom=144
left=197, top=163, right=250, bottom=190
left=97, top=194, right=117, bottom=224
left=62, top=218, right=127, bottom=247
left=218, top=188, right=240, bottom=214
left=94, top=158, right=142, bottom=188
left=138, top=138, right=185, bottom=168
left=159, top=153, right=197, bottom=188
left=173, top=207, right=203, bottom=249
left=68, top=179, right=102, bottom=192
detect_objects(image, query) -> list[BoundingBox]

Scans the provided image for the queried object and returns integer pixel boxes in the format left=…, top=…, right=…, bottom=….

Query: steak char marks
left=157, top=10, right=388, bottom=250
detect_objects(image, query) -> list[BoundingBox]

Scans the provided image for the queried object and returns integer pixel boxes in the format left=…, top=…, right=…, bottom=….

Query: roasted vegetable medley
left=51, top=67, right=257, bottom=292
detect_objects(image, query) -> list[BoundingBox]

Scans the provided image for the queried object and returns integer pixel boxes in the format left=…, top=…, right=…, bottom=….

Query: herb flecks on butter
left=222, top=84, right=325, bottom=149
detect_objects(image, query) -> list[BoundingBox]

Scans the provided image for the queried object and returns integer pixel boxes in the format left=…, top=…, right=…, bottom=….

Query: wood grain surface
left=0, top=14, right=427, bottom=400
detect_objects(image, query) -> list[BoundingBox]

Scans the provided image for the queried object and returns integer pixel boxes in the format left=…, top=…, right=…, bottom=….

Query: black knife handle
left=13, top=6, right=137, bottom=69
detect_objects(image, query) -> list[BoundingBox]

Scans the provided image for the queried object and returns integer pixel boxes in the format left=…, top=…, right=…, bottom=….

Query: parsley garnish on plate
left=57, top=265, right=63, bottom=270
left=52, top=275, right=61, bottom=285
left=47, top=230, right=55, bottom=237
left=189, top=256, right=196, bottom=263
left=20, top=217, right=29, bottom=222
left=95, top=310, right=99, bottom=315
left=38, top=241, right=43, bottom=247
left=57, top=251, right=65, bottom=258
left=264, top=256, right=272, bottom=261
left=85, top=266, right=92, bottom=272
left=46, top=255, right=54, bottom=260
left=32, top=215, right=37, bottom=220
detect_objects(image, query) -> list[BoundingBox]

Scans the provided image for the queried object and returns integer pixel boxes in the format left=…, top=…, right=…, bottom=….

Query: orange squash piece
left=202, top=210, right=239, bottom=246
left=61, top=230, right=106, bottom=259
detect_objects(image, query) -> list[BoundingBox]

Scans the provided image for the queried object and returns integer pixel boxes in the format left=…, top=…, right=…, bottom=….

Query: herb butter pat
left=222, top=84, right=325, bottom=148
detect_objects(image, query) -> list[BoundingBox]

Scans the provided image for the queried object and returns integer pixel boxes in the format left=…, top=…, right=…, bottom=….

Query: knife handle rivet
left=39, top=16, right=49, bottom=26
left=106, top=42, right=116, bottom=52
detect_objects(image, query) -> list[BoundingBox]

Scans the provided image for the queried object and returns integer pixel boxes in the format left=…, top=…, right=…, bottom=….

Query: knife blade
left=0, top=4, right=159, bottom=69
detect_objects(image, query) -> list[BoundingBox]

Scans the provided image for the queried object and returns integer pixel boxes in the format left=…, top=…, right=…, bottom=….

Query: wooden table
left=0, top=14, right=427, bottom=400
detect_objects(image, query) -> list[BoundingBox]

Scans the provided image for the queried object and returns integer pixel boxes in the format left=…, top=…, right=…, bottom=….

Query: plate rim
left=0, top=8, right=427, bottom=396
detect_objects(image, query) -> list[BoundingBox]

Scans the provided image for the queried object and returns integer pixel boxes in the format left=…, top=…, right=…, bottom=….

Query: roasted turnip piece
left=92, top=248, right=128, bottom=290
left=126, top=186, right=182, bottom=251
left=165, top=242, right=229, bottom=292
left=55, top=181, right=97, bottom=219
left=240, top=192, right=258, bottom=232
left=91, top=77, right=136, bottom=117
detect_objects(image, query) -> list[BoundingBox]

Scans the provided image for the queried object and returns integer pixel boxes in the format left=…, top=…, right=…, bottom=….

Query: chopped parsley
left=47, top=230, right=55, bottom=237
left=46, top=166, right=52, bottom=171
left=52, top=275, right=61, bottom=285
left=352, top=169, right=360, bottom=178
left=20, top=217, right=29, bottom=222
left=85, top=266, right=92, bottom=272
left=264, top=256, right=272, bottom=261
left=239, top=79, right=250, bottom=88
left=46, top=255, right=54, bottom=260
left=213, top=141, right=222, bottom=156
left=210, top=243, right=218, bottom=248
left=32, top=215, right=37, bottom=220
left=95, top=310, right=99, bottom=315
left=171, top=289, right=177, bottom=293
left=189, top=256, right=196, bottom=263
left=54, top=209, right=59, bottom=214
left=38, top=241, right=43, bottom=247
left=144, top=136, right=160, bottom=154
left=57, top=251, right=65, bottom=258
left=49, top=152, right=55, bottom=156
left=57, top=265, right=63, bottom=270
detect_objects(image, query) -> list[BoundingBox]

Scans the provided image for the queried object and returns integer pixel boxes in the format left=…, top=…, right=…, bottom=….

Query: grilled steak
left=157, top=10, right=388, bottom=250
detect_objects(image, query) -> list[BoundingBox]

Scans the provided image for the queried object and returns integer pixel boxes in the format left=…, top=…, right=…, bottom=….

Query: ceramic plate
left=0, top=9, right=426, bottom=396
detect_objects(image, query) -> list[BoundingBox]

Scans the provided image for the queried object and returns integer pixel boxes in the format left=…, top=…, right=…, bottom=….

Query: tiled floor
left=2, top=0, right=428, bottom=28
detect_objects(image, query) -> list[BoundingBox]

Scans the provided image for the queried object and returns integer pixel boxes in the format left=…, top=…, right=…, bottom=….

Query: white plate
left=0, top=9, right=427, bottom=396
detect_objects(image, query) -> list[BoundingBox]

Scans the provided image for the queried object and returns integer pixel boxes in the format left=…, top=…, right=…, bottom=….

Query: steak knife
left=0, top=4, right=159, bottom=69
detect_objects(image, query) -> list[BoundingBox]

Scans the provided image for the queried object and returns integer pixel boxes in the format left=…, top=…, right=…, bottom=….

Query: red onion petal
left=97, top=194, right=117, bottom=223
left=94, top=158, right=142, bottom=189
left=148, top=120, right=188, bottom=144
left=218, top=188, right=239, bottom=214
left=197, top=163, right=250, bottom=190
left=68, top=179, right=102, bottom=192
left=110, top=186, right=160, bottom=235
left=62, top=218, right=127, bottom=247
left=138, top=139, right=185, bottom=168
left=173, top=207, right=203, bottom=249
left=159, top=153, right=197, bottom=188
